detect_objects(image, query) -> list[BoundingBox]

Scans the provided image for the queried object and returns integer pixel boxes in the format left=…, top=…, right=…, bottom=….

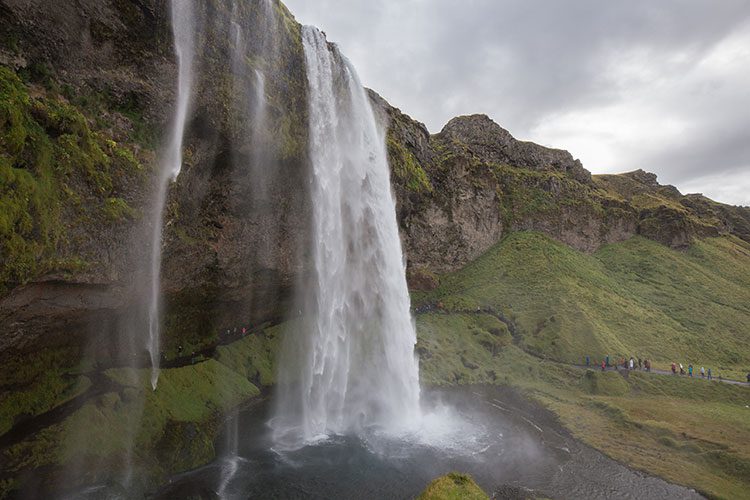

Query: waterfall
left=273, top=26, right=421, bottom=447
left=217, top=409, right=241, bottom=500
left=147, top=0, right=196, bottom=390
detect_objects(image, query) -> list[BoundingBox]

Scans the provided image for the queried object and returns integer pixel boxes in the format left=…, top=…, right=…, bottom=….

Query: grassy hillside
left=414, top=310, right=750, bottom=499
left=413, top=231, right=750, bottom=498
left=415, top=232, right=750, bottom=380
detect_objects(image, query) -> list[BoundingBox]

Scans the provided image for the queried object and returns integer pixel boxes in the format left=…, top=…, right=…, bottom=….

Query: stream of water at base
left=155, top=386, right=704, bottom=500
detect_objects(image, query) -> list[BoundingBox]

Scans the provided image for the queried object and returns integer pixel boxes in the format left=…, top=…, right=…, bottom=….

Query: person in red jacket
left=601, top=360, right=606, bottom=372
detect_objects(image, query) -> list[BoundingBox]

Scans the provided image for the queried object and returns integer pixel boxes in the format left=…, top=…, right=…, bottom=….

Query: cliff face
left=0, top=0, right=312, bottom=363
left=0, top=0, right=172, bottom=357
left=155, top=0, right=311, bottom=356
left=1, top=0, right=750, bottom=364
left=377, top=103, right=637, bottom=279
left=374, top=100, right=750, bottom=284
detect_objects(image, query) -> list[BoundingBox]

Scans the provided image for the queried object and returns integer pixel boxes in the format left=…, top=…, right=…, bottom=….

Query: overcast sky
left=284, top=0, right=750, bottom=206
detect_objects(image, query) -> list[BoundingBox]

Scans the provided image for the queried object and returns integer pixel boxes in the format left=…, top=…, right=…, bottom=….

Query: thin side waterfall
left=147, top=0, right=196, bottom=390
left=218, top=3, right=274, bottom=493
left=273, top=26, right=421, bottom=447
left=253, top=69, right=266, bottom=141
left=217, top=409, right=240, bottom=500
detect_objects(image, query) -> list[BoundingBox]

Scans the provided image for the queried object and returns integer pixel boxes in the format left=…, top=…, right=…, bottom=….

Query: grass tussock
left=417, top=472, right=488, bottom=500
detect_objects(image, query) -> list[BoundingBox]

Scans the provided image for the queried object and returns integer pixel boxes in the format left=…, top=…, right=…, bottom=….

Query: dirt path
left=578, top=364, right=750, bottom=387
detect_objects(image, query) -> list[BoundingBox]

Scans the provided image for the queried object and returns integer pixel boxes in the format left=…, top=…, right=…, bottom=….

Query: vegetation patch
left=413, top=231, right=750, bottom=498
left=0, top=346, right=85, bottom=435
left=417, top=472, right=488, bottom=500
left=0, top=318, right=284, bottom=497
left=387, top=131, right=432, bottom=193
left=417, top=231, right=750, bottom=378
left=0, top=66, right=146, bottom=292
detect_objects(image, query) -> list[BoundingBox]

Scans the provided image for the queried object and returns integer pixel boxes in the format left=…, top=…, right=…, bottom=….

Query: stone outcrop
left=438, top=114, right=592, bottom=185
left=370, top=103, right=639, bottom=275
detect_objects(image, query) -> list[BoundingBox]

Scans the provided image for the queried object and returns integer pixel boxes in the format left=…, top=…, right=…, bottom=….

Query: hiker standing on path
left=700, top=366, right=705, bottom=378
left=606, top=355, right=610, bottom=367
left=688, top=364, right=693, bottom=377
left=708, top=368, right=712, bottom=380
left=601, top=360, right=606, bottom=372
left=746, top=373, right=750, bottom=383
left=671, top=362, right=677, bottom=374
left=638, top=358, right=642, bottom=370
left=629, top=357, right=635, bottom=370
left=586, top=356, right=590, bottom=367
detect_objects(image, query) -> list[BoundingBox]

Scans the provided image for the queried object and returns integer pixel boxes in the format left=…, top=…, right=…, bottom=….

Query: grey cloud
left=283, top=0, right=750, bottom=205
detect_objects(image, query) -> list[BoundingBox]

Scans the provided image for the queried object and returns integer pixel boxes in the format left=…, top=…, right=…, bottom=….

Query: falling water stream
left=147, top=0, right=197, bottom=390
left=272, top=26, right=421, bottom=448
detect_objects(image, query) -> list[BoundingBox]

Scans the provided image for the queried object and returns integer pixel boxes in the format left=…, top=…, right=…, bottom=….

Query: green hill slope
left=416, top=232, right=750, bottom=379
left=413, top=232, right=750, bottom=499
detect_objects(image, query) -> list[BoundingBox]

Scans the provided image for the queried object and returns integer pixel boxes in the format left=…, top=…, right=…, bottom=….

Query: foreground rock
left=417, top=473, right=489, bottom=500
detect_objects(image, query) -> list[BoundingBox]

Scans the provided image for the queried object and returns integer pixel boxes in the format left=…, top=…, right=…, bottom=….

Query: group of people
left=585, top=355, right=652, bottom=372
left=670, top=362, right=712, bottom=379
left=583, top=355, right=737, bottom=383
left=220, top=326, right=253, bottom=341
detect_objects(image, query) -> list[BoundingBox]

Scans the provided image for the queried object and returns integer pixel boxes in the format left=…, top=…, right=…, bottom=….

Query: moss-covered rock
left=1, top=330, right=272, bottom=497
left=417, top=472, right=488, bottom=500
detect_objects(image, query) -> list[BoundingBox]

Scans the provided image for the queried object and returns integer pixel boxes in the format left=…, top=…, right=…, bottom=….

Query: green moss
left=0, top=346, right=85, bottom=435
left=0, top=376, right=91, bottom=436
left=0, top=66, right=145, bottom=291
left=276, top=111, right=305, bottom=161
left=215, top=325, right=281, bottom=386
left=417, top=472, right=488, bottom=500
left=387, top=132, right=432, bottom=193
left=47, top=361, right=259, bottom=489
left=102, top=197, right=136, bottom=221
left=1, top=352, right=269, bottom=496
left=0, top=478, right=15, bottom=498
left=579, top=369, right=629, bottom=397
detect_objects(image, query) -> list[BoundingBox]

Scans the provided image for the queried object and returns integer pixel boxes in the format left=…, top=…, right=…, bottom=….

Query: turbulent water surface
left=155, top=386, right=704, bottom=500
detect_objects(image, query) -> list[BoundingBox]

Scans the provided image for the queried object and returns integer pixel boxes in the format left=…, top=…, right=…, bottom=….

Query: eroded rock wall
left=1, top=0, right=749, bottom=363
